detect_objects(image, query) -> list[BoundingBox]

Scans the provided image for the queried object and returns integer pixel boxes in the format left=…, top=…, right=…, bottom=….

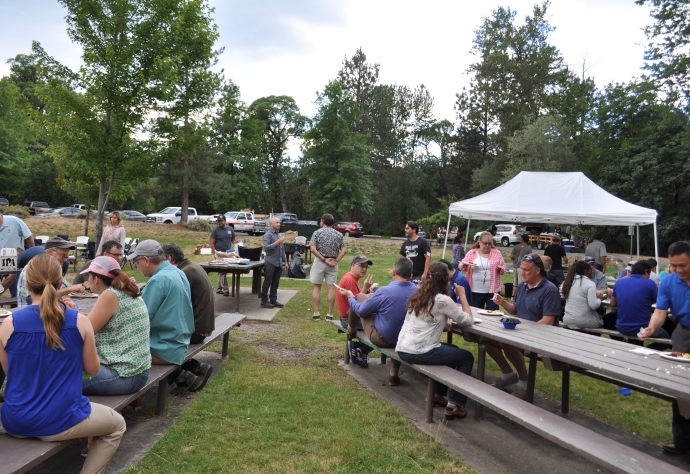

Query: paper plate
left=477, top=309, right=503, bottom=316
left=659, top=353, right=690, bottom=363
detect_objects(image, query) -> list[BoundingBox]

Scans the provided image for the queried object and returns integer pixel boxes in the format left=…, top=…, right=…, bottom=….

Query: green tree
left=243, top=96, right=308, bottom=213
left=302, top=81, right=372, bottom=219
left=151, top=0, right=222, bottom=223
left=33, top=0, right=183, bottom=242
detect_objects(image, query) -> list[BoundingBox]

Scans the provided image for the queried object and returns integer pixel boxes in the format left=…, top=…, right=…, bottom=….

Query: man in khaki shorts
left=309, top=213, right=347, bottom=321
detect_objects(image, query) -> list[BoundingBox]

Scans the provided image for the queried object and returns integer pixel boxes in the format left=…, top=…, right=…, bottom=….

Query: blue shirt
left=348, top=281, right=418, bottom=343
left=449, top=271, right=473, bottom=306
left=0, top=215, right=32, bottom=250
left=1, top=306, right=91, bottom=437
left=657, top=273, right=690, bottom=327
left=611, top=274, right=658, bottom=335
left=142, top=261, right=194, bottom=365
left=513, top=278, right=561, bottom=324
left=263, top=229, right=286, bottom=267
left=17, top=246, right=44, bottom=269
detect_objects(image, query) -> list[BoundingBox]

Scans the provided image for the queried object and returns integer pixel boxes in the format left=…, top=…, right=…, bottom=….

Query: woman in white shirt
left=562, top=260, right=603, bottom=329
left=97, top=212, right=126, bottom=255
left=395, top=262, right=475, bottom=420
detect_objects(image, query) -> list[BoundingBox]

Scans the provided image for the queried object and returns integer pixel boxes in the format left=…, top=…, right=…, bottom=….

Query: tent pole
left=654, top=221, right=659, bottom=263
left=636, top=225, right=640, bottom=257
left=442, top=212, right=452, bottom=260
left=464, top=218, right=472, bottom=252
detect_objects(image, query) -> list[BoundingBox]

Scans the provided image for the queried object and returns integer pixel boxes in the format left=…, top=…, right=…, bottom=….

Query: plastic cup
left=617, top=388, right=631, bottom=396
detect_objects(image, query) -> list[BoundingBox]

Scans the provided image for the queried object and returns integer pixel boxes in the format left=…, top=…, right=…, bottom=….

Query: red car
left=333, top=222, right=364, bottom=238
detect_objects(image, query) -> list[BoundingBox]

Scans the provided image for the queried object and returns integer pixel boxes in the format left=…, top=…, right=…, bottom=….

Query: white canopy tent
left=443, top=171, right=659, bottom=260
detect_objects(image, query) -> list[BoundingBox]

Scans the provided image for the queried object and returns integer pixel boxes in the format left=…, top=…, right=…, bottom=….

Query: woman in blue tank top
left=0, top=254, right=126, bottom=474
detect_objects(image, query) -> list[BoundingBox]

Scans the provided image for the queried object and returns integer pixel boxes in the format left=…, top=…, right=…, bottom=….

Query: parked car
left=60, top=207, right=81, bottom=218
left=254, top=213, right=299, bottom=234
left=28, top=201, right=51, bottom=216
left=437, top=226, right=459, bottom=243
left=71, top=204, right=88, bottom=210
left=145, top=207, right=214, bottom=224
left=209, top=211, right=256, bottom=234
left=473, top=223, right=526, bottom=247
left=38, top=207, right=68, bottom=218
left=333, top=222, right=364, bottom=238
left=116, top=210, right=147, bottom=222
left=0, top=198, right=9, bottom=206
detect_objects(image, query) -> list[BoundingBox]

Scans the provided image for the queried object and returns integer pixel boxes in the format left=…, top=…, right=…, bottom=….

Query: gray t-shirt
left=510, top=243, right=532, bottom=268
left=210, top=226, right=236, bottom=252
left=585, top=240, right=607, bottom=265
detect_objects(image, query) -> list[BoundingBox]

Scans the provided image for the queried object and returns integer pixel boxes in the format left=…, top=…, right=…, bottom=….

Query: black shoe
left=222, top=291, right=230, bottom=297
left=190, top=364, right=213, bottom=392
left=270, top=301, right=284, bottom=308
left=663, top=443, right=690, bottom=454
left=260, top=301, right=275, bottom=309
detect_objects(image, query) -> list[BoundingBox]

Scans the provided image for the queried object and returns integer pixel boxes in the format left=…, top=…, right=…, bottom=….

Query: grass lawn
left=22, top=219, right=675, bottom=470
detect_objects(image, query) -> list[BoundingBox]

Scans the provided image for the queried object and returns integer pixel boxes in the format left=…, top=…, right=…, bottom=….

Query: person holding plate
left=461, top=232, right=506, bottom=310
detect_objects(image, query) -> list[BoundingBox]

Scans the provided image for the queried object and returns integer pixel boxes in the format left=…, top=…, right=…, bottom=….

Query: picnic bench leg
left=222, top=332, right=230, bottom=360
left=475, top=342, right=486, bottom=419
left=381, top=353, right=386, bottom=364
left=447, top=331, right=453, bottom=344
left=426, top=377, right=436, bottom=423
left=526, top=352, right=538, bottom=404
left=231, top=274, right=235, bottom=297
left=156, top=378, right=167, bottom=416
left=562, top=368, right=570, bottom=414
left=345, top=335, right=351, bottom=364
left=252, top=267, right=261, bottom=294
left=234, top=274, right=241, bottom=313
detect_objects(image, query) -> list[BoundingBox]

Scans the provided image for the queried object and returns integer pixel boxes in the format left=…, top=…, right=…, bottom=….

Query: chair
left=75, top=236, right=89, bottom=270
left=35, top=235, right=49, bottom=246
left=122, top=238, right=138, bottom=269
left=124, top=237, right=132, bottom=246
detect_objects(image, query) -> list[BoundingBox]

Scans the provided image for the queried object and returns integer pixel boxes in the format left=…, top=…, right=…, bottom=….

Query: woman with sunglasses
left=562, top=260, right=603, bottom=329
left=396, top=262, right=475, bottom=420
left=80, top=256, right=151, bottom=395
left=461, top=231, right=506, bottom=310
left=0, top=254, right=125, bottom=474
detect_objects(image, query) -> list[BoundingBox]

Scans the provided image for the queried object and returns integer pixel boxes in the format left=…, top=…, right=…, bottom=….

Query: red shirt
left=336, top=272, right=361, bottom=317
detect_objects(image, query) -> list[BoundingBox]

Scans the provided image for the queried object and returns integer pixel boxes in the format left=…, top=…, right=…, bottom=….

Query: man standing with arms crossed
left=310, top=213, right=347, bottom=321
left=261, top=217, right=288, bottom=309
left=210, top=215, right=240, bottom=297
left=399, top=221, right=431, bottom=281
left=641, top=241, right=690, bottom=454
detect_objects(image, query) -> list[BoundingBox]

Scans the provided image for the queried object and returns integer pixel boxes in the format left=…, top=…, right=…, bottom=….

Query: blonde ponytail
left=25, top=254, right=65, bottom=350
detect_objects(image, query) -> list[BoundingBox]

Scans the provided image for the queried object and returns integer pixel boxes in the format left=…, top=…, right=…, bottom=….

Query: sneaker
left=348, top=341, right=358, bottom=364
left=271, top=301, right=284, bottom=308
left=125, top=397, right=142, bottom=411
left=222, top=291, right=230, bottom=297
left=172, top=371, right=198, bottom=396
left=444, top=405, right=468, bottom=420
left=355, top=346, right=369, bottom=368
left=325, top=314, right=333, bottom=321
left=190, top=364, right=213, bottom=392
left=260, top=301, right=275, bottom=309
left=663, top=443, right=690, bottom=455
left=312, top=313, right=321, bottom=321
left=511, top=385, right=527, bottom=400
left=216, top=289, right=224, bottom=295
left=491, top=373, right=519, bottom=390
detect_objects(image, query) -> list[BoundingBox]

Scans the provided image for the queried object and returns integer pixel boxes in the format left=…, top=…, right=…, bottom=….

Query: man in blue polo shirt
left=610, top=260, right=662, bottom=338
left=340, top=257, right=418, bottom=386
left=642, top=241, right=690, bottom=454
left=440, top=259, right=473, bottom=307
left=491, top=254, right=561, bottom=400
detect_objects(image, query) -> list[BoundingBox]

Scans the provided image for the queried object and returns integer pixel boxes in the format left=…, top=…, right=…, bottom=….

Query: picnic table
left=199, top=260, right=264, bottom=313
left=452, top=307, right=690, bottom=417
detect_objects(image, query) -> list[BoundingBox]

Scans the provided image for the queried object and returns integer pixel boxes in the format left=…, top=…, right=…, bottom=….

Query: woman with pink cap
left=80, top=256, right=151, bottom=395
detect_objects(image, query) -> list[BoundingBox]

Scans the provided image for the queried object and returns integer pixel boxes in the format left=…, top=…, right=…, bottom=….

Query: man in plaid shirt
left=309, top=213, right=347, bottom=321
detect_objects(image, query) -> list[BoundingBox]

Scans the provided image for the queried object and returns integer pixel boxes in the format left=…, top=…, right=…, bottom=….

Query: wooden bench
left=329, top=320, right=685, bottom=474
left=0, top=312, right=246, bottom=474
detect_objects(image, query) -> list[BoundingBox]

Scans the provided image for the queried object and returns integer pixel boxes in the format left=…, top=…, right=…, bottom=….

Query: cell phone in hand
left=334, top=283, right=342, bottom=290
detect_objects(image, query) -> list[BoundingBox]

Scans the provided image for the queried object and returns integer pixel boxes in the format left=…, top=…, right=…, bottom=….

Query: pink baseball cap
left=80, top=256, right=120, bottom=278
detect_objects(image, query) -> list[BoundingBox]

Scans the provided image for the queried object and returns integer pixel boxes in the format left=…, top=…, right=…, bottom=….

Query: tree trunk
left=273, top=158, right=289, bottom=212
left=181, top=155, right=189, bottom=224
left=95, top=171, right=116, bottom=246
left=84, top=204, right=90, bottom=237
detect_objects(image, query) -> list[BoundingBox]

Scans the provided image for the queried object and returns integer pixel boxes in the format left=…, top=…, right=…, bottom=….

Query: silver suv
left=473, top=224, right=526, bottom=247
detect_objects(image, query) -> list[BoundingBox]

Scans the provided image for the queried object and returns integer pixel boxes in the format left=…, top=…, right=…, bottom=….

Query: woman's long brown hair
left=25, top=254, right=65, bottom=350
left=406, top=262, right=450, bottom=317
left=92, top=268, right=140, bottom=298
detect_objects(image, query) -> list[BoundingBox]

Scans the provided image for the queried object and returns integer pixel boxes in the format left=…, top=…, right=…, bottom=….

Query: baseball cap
left=80, top=256, right=119, bottom=278
left=351, top=254, right=373, bottom=266
left=44, top=237, right=76, bottom=250
left=127, top=239, right=164, bottom=260
left=217, top=214, right=226, bottom=221
left=583, top=256, right=596, bottom=264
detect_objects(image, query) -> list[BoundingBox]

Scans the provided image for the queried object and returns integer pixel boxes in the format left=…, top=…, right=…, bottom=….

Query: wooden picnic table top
left=455, top=307, right=690, bottom=403
left=199, top=260, right=264, bottom=272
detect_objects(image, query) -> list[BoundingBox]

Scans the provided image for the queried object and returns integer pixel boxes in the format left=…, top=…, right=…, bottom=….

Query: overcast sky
left=0, top=0, right=653, bottom=121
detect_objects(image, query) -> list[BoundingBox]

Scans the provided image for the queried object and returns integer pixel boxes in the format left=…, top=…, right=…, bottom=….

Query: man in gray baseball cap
left=132, top=240, right=195, bottom=391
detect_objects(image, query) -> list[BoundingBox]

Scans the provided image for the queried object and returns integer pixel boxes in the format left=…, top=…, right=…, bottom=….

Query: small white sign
left=0, top=248, right=18, bottom=272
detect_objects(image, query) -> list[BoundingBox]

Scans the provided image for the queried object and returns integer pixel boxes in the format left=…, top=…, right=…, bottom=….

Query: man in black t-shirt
left=210, top=215, right=240, bottom=296
left=399, top=221, right=431, bottom=281
left=543, top=236, right=568, bottom=286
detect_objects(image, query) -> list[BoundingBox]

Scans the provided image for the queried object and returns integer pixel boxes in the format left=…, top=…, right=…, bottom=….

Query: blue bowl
left=502, top=322, right=518, bottom=329
left=617, top=388, right=631, bottom=396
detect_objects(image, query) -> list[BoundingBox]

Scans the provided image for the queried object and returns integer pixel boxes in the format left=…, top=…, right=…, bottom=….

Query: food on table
left=669, top=352, right=690, bottom=359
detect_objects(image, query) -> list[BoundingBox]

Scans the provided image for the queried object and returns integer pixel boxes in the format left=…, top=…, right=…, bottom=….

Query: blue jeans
left=398, top=343, right=474, bottom=407
left=472, top=292, right=499, bottom=311
left=82, top=365, right=149, bottom=396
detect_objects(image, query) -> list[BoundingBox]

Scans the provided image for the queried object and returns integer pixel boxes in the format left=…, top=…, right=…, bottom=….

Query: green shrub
left=183, top=218, right=212, bottom=232
left=0, top=205, right=30, bottom=217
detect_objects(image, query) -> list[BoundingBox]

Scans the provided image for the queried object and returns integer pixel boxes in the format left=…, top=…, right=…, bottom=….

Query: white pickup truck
left=208, top=211, right=256, bottom=234
left=145, top=207, right=214, bottom=224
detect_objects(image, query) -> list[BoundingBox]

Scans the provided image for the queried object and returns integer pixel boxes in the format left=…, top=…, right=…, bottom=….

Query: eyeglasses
left=50, top=249, right=70, bottom=261
left=105, top=250, right=124, bottom=259
left=480, top=241, right=492, bottom=245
